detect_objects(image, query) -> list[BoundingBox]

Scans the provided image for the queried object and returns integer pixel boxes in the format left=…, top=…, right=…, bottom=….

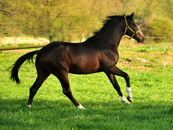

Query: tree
left=0, top=0, right=172, bottom=43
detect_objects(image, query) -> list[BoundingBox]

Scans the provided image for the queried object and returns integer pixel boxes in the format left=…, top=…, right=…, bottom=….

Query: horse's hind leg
left=55, top=71, right=85, bottom=109
left=28, top=62, right=50, bottom=107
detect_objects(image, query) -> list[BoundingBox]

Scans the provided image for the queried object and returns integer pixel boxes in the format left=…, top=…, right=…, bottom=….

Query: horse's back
left=37, top=41, right=101, bottom=74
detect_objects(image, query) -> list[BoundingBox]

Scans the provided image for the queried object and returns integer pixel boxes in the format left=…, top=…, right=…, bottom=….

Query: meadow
left=0, top=41, right=173, bottom=130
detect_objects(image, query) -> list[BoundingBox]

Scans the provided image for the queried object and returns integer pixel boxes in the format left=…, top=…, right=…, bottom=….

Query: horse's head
left=124, top=13, right=145, bottom=43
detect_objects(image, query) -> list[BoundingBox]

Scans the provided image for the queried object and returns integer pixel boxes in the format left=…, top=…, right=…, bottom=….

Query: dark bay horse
left=11, top=13, right=144, bottom=109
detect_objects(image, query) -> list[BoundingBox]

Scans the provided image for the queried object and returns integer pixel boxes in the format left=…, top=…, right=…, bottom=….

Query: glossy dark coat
left=11, top=13, right=145, bottom=108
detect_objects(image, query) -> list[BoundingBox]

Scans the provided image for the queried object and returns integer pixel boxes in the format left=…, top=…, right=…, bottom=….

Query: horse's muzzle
left=136, top=31, right=145, bottom=43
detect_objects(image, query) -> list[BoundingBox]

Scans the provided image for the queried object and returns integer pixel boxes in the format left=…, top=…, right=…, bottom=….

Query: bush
left=145, top=15, right=173, bottom=38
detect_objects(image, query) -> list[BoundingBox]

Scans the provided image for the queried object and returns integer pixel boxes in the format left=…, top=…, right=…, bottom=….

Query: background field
left=0, top=41, right=173, bottom=130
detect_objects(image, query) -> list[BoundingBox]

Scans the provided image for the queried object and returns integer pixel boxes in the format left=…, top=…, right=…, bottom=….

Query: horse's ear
left=130, top=12, right=134, bottom=18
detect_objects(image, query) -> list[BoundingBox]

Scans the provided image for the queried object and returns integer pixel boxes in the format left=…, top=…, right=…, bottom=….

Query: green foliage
left=145, top=15, right=173, bottom=37
left=0, top=0, right=173, bottom=42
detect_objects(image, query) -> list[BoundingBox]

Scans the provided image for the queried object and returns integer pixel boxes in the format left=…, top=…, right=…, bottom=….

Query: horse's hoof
left=127, top=96, right=133, bottom=102
left=28, top=104, right=32, bottom=108
left=77, top=104, right=85, bottom=109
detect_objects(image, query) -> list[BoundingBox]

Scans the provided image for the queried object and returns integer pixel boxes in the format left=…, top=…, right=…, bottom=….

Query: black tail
left=10, top=50, right=40, bottom=84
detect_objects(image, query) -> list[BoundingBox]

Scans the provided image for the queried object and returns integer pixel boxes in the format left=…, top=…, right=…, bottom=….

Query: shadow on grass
left=0, top=98, right=173, bottom=129
left=1, top=97, right=173, bottom=114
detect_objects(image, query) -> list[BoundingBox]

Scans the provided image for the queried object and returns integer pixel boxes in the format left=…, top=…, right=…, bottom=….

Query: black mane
left=92, top=15, right=125, bottom=38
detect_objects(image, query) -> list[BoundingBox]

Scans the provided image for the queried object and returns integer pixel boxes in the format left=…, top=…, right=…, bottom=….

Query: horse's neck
left=105, top=25, right=125, bottom=48
left=86, top=21, right=125, bottom=48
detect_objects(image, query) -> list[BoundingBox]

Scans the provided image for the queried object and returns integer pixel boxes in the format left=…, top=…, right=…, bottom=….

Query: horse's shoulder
left=101, top=50, right=119, bottom=63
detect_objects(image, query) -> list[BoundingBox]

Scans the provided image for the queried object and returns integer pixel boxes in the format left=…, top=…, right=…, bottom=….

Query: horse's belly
left=69, top=61, right=100, bottom=74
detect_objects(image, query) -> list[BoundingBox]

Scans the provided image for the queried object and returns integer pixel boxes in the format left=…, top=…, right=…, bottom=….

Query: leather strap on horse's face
left=124, top=16, right=140, bottom=40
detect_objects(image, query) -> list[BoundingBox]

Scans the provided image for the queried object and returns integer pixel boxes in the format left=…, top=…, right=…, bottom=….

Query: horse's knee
left=126, top=75, right=130, bottom=81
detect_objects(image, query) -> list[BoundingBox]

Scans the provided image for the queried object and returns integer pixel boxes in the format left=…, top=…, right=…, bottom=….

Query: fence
left=0, top=35, right=173, bottom=51
left=145, top=36, right=173, bottom=43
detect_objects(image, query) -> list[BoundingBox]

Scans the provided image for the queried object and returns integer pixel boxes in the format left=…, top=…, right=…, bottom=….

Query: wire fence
left=144, top=36, right=173, bottom=43
left=0, top=35, right=173, bottom=51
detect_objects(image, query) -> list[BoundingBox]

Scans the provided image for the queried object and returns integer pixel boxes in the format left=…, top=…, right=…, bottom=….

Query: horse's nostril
left=142, top=37, right=145, bottom=42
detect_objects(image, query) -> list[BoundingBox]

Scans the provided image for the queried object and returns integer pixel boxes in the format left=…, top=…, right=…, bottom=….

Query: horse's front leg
left=106, top=66, right=133, bottom=105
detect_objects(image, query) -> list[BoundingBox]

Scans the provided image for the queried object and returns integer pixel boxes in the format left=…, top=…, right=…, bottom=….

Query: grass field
left=0, top=41, right=173, bottom=130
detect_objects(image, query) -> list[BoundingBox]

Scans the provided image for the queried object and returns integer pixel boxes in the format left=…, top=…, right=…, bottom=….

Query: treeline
left=0, top=0, right=173, bottom=42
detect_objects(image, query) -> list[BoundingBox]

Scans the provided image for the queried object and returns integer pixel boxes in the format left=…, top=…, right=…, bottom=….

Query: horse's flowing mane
left=92, top=15, right=125, bottom=38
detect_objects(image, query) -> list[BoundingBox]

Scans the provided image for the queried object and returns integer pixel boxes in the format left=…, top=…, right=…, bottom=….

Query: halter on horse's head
left=123, top=13, right=145, bottom=42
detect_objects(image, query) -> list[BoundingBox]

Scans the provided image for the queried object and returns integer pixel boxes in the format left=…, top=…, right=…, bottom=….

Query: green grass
left=0, top=42, right=173, bottom=130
